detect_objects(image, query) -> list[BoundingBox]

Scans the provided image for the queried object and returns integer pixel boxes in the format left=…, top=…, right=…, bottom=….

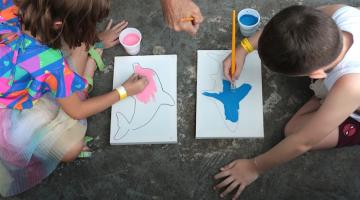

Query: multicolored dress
left=0, top=0, right=88, bottom=197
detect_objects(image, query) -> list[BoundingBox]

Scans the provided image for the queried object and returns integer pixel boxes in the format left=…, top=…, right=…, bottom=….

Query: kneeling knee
left=62, top=142, right=83, bottom=162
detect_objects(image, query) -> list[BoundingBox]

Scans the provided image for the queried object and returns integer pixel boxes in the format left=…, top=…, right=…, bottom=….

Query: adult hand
left=160, top=0, right=204, bottom=36
left=98, top=19, right=128, bottom=49
left=214, top=159, right=259, bottom=200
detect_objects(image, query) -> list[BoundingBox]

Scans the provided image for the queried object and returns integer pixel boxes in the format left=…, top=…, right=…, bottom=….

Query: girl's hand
left=214, top=159, right=259, bottom=200
left=223, top=47, right=247, bottom=82
left=98, top=19, right=128, bottom=49
left=122, top=74, right=149, bottom=96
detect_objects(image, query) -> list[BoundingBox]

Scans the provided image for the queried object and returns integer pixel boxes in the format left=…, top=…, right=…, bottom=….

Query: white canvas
left=111, top=55, right=177, bottom=145
left=196, top=50, right=264, bottom=139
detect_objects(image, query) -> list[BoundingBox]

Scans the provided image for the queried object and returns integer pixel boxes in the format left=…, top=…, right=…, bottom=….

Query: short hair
left=15, top=0, right=110, bottom=49
left=258, top=5, right=343, bottom=75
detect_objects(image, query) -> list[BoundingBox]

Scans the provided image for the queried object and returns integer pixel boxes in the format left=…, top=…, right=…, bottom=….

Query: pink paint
left=122, top=33, right=140, bottom=46
left=134, top=64, right=157, bottom=104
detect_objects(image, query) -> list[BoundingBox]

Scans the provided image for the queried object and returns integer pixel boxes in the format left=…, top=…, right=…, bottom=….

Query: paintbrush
left=231, top=10, right=236, bottom=89
left=179, top=17, right=195, bottom=23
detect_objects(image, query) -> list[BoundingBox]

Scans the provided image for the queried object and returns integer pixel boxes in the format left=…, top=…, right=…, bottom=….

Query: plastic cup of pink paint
left=119, top=27, right=142, bottom=55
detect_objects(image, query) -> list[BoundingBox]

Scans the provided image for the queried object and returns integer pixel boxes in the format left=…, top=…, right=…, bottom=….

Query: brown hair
left=258, top=5, right=343, bottom=76
left=15, top=0, right=110, bottom=49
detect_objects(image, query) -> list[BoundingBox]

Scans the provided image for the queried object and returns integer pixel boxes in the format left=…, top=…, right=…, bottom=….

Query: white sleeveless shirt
left=322, top=6, right=360, bottom=121
left=324, top=6, right=360, bottom=89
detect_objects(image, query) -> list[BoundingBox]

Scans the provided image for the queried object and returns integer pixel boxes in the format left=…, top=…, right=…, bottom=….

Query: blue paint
left=240, top=14, right=258, bottom=26
left=203, top=80, right=252, bottom=123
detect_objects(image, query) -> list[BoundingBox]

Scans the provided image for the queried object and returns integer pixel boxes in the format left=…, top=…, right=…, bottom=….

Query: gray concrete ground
left=3, top=0, right=360, bottom=199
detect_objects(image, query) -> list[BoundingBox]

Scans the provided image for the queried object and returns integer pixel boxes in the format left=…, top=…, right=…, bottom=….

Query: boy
left=214, top=5, right=360, bottom=200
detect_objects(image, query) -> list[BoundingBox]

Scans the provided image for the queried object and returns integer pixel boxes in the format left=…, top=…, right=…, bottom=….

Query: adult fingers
left=232, top=184, right=246, bottom=200
left=220, top=181, right=240, bottom=198
left=214, top=176, right=234, bottom=190
left=177, top=21, right=197, bottom=36
left=193, top=23, right=200, bottom=34
left=192, top=10, right=204, bottom=24
left=214, top=170, right=230, bottom=180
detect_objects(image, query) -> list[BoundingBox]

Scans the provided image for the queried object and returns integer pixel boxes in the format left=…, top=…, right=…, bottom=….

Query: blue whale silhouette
left=203, top=80, right=252, bottom=123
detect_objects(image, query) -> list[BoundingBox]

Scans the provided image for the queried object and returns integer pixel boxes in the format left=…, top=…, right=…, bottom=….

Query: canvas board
left=196, top=50, right=264, bottom=139
left=111, top=55, right=177, bottom=145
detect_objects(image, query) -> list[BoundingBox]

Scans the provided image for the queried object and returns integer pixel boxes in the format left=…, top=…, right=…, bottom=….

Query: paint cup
left=237, top=8, right=261, bottom=37
left=119, top=27, right=142, bottom=55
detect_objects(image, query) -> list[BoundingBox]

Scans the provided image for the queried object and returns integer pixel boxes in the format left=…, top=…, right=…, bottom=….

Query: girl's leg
left=62, top=141, right=85, bottom=162
left=69, top=46, right=102, bottom=79
left=284, top=96, right=339, bottom=150
left=83, top=48, right=103, bottom=79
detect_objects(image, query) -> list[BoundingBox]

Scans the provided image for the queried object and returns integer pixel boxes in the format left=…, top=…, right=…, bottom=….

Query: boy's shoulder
left=317, top=4, right=347, bottom=16
left=331, top=74, right=360, bottom=97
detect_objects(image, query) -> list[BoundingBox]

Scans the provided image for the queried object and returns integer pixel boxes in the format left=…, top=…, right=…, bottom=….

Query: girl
left=0, top=0, right=148, bottom=197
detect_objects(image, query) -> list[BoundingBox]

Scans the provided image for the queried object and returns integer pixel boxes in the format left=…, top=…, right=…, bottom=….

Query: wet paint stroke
left=134, top=63, right=157, bottom=104
left=203, top=80, right=252, bottom=122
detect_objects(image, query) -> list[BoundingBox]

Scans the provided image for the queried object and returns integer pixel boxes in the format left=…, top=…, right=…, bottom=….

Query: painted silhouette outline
left=203, top=80, right=251, bottom=122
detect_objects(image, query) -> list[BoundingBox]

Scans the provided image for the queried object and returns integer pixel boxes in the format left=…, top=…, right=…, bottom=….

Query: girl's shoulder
left=0, top=0, right=19, bottom=24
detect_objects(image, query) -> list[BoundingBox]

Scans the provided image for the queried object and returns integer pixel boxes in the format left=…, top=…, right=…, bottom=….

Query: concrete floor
left=4, top=0, right=360, bottom=199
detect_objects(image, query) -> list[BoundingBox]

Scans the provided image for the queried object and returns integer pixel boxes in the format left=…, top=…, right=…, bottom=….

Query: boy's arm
left=255, top=74, right=360, bottom=172
left=223, top=29, right=263, bottom=81
left=214, top=76, right=360, bottom=199
left=236, top=29, right=263, bottom=55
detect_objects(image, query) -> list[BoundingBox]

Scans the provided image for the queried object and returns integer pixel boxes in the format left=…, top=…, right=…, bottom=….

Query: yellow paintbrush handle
left=231, top=10, right=236, bottom=77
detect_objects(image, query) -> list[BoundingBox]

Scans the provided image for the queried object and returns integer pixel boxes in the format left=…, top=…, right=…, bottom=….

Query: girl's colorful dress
left=0, top=0, right=88, bottom=197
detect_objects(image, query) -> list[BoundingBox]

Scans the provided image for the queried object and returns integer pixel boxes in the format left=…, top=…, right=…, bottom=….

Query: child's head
left=15, top=0, right=110, bottom=49
left=258, top=5, right=343, bottom=77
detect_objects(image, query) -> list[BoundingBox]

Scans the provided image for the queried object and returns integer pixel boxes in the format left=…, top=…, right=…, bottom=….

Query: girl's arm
left=57, top=74, right=148, bottom=120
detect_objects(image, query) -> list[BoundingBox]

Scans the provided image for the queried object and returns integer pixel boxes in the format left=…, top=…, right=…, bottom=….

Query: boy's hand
left=223, top=48, right=246, bottom=82
left=123, top=74, right=149, bottom=96
left=98, top=19, right=128, bottom=49
left=214, top=159, right=259, bottom=200
left=160, top=0, right=204, bottom=36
